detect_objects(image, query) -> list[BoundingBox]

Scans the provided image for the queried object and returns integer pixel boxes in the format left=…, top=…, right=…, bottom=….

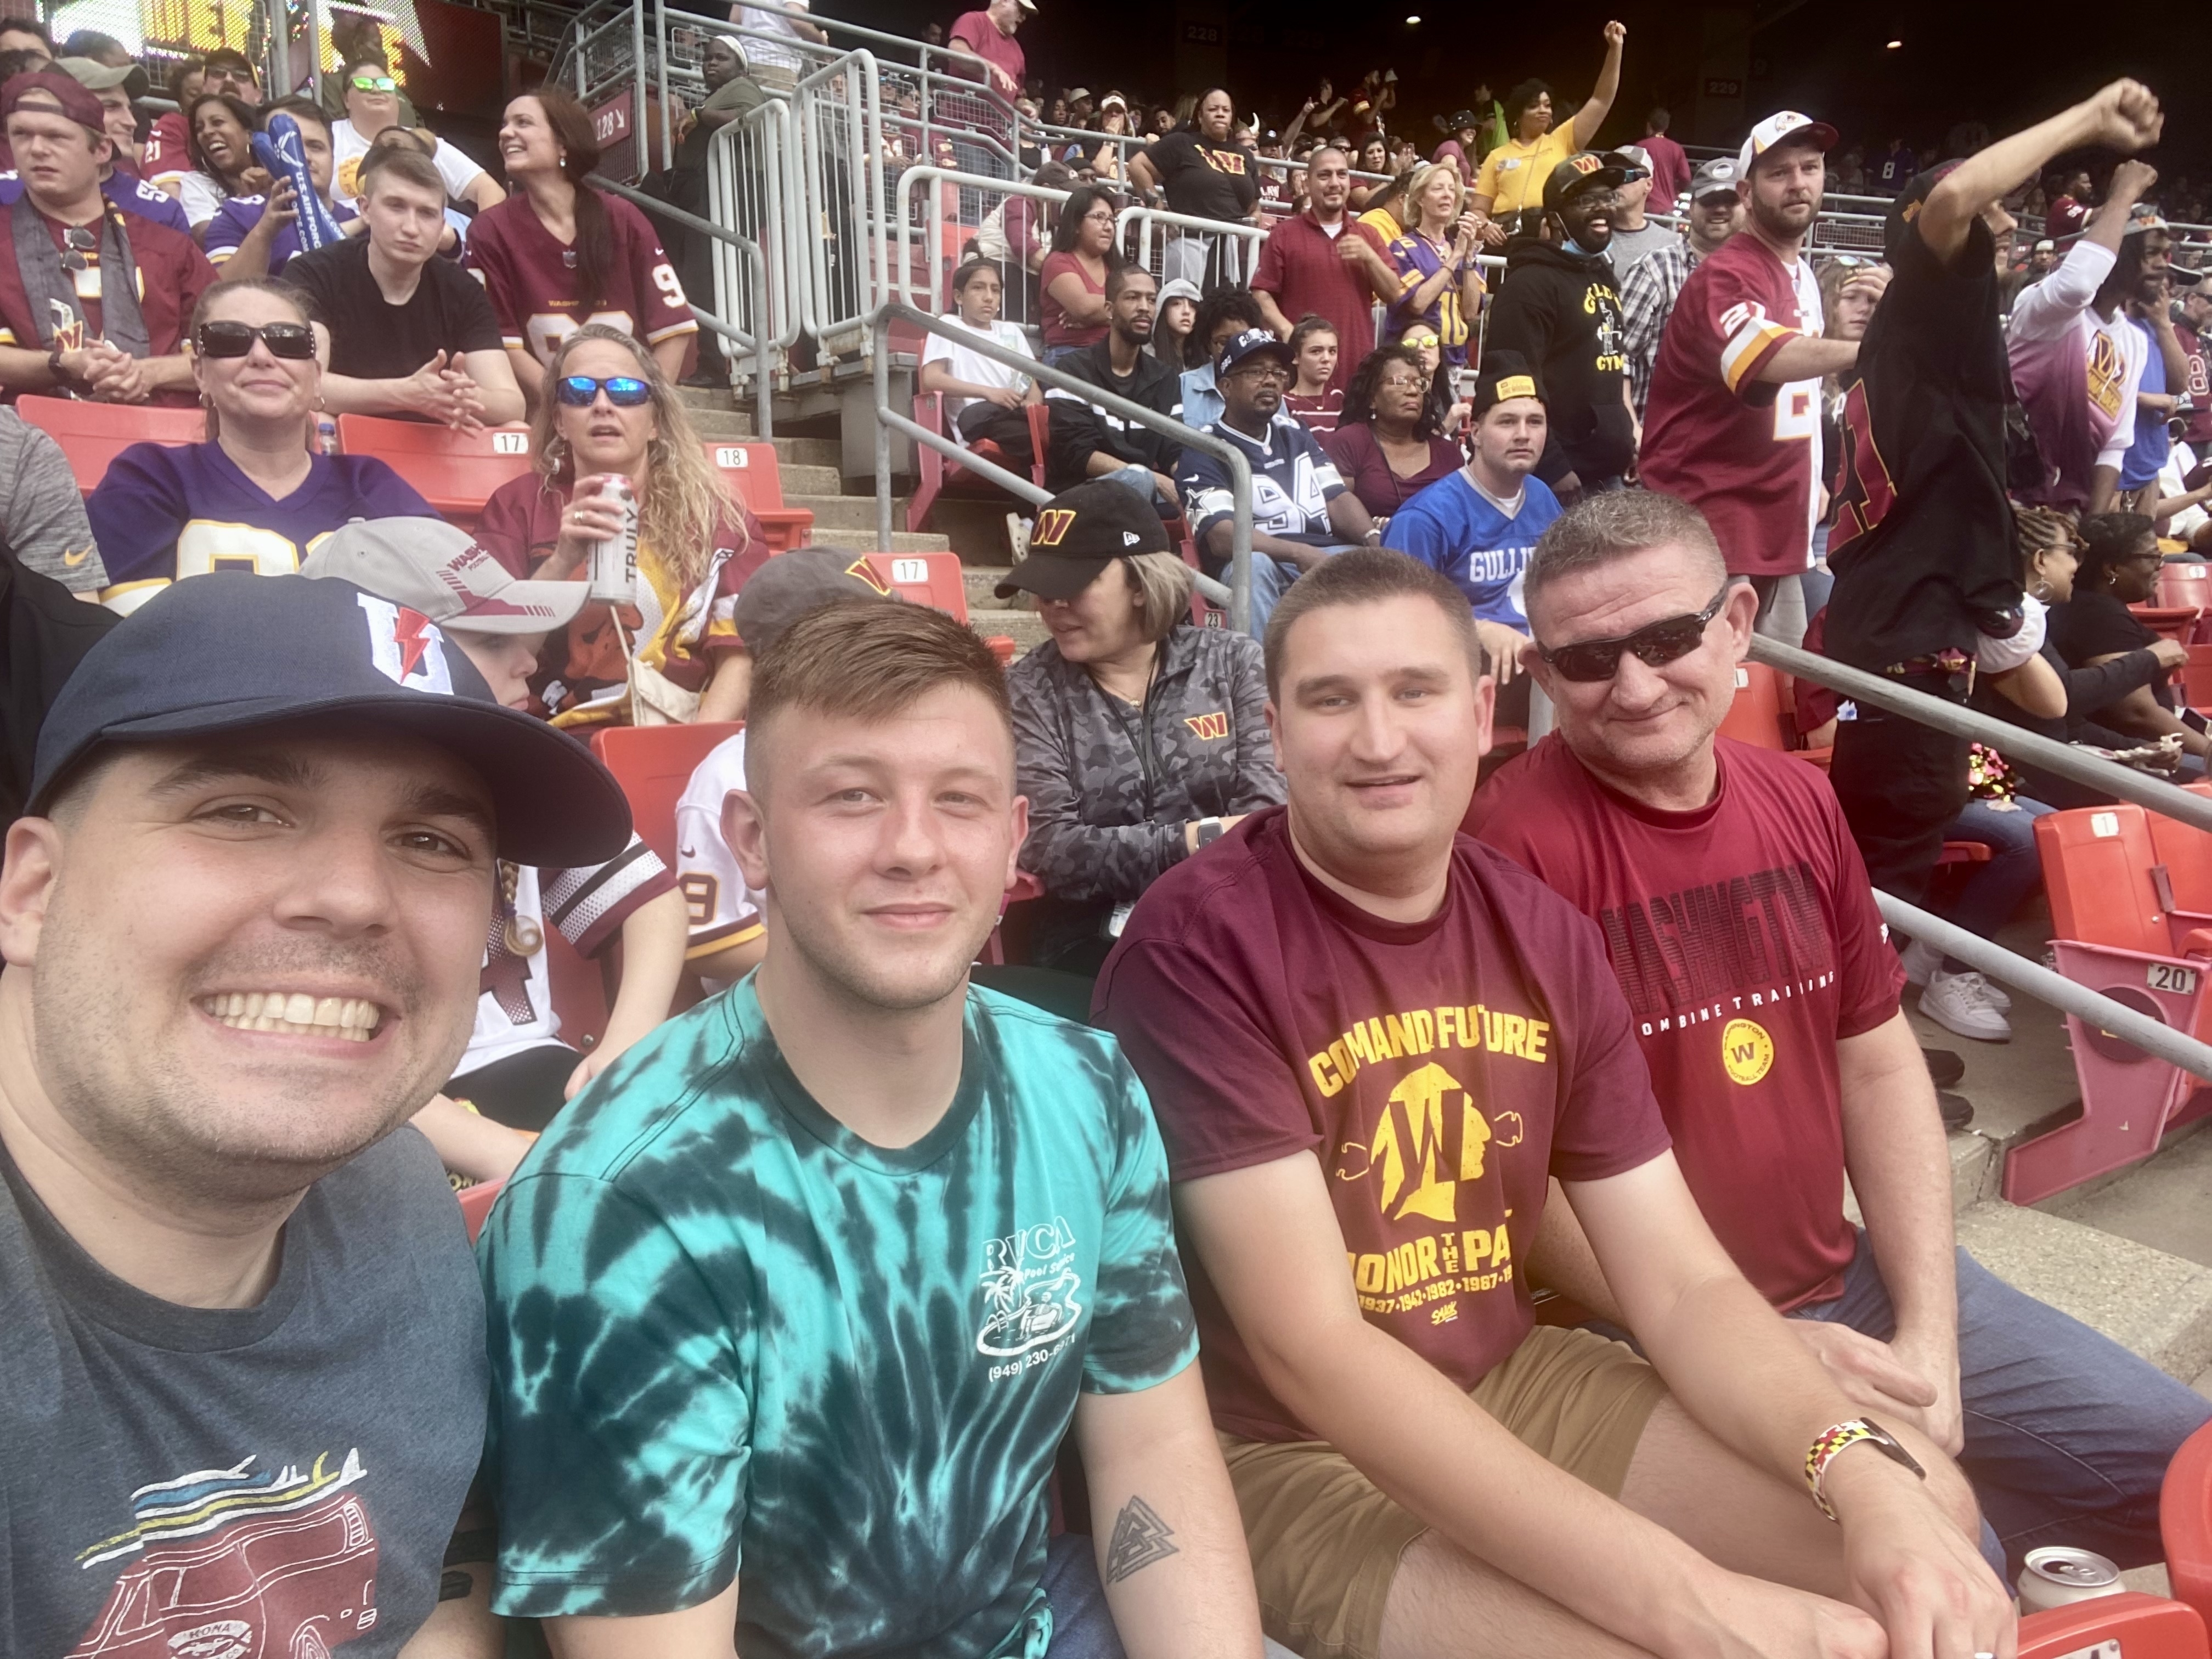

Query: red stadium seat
left=2161, top=561, right=2212, bottom=624
left=456, top=1178, right=504, bottom=1244
left=545, top=926, right=612, bottom=1056
left=858, top=549, right=973, bottom=621
left=907, top=390, right=1049, bottom=533
left=2132, top=602, right=2203, bottom=647
left=1718, top=662, right=1792, bottom=749
left=2011, top=803, right=2212, bottom=1203
left=2017, top=1592, right=2208, bottom=1659
left=2166, top=1419, right=2212, bottom=1632
left=20, top=394, right=205, bottom=493
left=701, top=441, right=817, bottom=552
left=332, top=415, right=534, bottom=529
left=588, top=721, right=745, bottom=868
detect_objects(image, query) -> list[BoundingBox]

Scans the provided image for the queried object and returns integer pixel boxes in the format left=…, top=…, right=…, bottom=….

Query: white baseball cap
left=1739, top=110, right=1838, bottom=176
left=300, top=518, right=591, bottom=635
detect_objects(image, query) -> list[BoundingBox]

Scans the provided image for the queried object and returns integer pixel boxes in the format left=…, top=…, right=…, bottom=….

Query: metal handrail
left=591, top=174, right=775, bottom=438
left=890, top=165, right=1071, bottom=318
left=871, top=301, right=1257, bottom=630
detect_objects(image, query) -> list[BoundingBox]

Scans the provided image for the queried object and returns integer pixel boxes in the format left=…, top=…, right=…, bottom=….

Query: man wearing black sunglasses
left=0, top=72, right=212, bottom=406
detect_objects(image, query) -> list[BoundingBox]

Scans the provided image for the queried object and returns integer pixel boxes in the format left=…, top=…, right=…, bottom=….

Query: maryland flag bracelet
left=1805, top=1418, right=1927, bottom=1521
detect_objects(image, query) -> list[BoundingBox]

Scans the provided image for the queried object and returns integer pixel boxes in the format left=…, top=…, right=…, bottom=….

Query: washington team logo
left=1722, top=1018, right=1774, bottom=1085
left=1336, top=1061, right=1524, bottom=1223
left=1184, top=712, right=1229, bottom=741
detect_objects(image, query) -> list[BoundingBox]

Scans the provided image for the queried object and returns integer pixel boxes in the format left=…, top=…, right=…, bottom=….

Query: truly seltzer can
left=585, top=475, right=639, bottom=607
left=2018, top=1546, right=2123, bottom=1612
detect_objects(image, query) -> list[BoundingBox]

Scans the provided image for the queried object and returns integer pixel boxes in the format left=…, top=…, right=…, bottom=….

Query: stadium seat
left=545, top=926, right=612, bottom=1057
left=20, top=394, right=205, bottom=493
left=1718, top=662, right=1793, bottom=749
left=589, top=721, right=746, bottom=868
left=2012, top=803, right=2212, bottom=1203
left=853, top=549, right=1018, bottom=664
left=457, top=1178, right=504, bottom=1244
left=2161, top=563, right=2212, bottom=641
left=907, top=390, right=1049, bottom=533
left=2166, top=1420, right=2212, bottom=1632
left=2132, top=601, right=2203, bottom=647
left=701, top=441, right=817, bottom=552
left=2017, top=1592, right=2208, bottom=1659
left=333, top=415, right=534, bottom=529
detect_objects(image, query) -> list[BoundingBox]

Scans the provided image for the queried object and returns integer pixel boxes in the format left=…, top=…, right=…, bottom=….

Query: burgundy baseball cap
left=1, top=70, right=107, bottom=138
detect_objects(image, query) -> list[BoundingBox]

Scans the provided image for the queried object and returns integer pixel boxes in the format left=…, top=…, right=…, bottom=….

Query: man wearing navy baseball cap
left=0, top=573, right=629, bottom=1658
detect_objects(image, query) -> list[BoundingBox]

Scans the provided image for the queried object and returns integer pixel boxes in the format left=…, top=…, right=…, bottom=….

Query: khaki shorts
left=1220, top=1324, right=1669, bottom=1659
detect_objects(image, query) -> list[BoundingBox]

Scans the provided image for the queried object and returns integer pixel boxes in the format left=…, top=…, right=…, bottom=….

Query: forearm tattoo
left=1104, top=1494, right=1180, bottom=1584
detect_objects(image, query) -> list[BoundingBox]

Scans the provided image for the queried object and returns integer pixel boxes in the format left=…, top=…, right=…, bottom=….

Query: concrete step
left=676, top=385, right=738, bottom=411
left=808, top=526, right=953, bottom=552
left=964, top=564, right=1014, bottom=610
left=1842, top=1130, right=1999, bottom=1229
left=1954, top=1199, right=2212, bottom=1380
left=778, top=462, right=841, bottom=497
left=972, top=606, right=1049, bottom=653
left=785, top=494, right=889, bottom=530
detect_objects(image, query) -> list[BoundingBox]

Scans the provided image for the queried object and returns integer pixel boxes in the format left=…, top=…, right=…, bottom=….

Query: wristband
left=1193, top=817, right=1226, bottom=849
left=1804, top=1417, right=1925, bottom=1521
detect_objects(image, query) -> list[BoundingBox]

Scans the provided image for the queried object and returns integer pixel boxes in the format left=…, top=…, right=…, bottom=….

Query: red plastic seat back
left=2162, top=563, right=2212, bottom=612
left=701, top=440, right=789, bottom=511
left=589, top=721, right=746, bottom=868
left=334, top=415, right=534, bottom=526
left=1716, top=661, right=1791, bottom=749
left=2037, top=804, right=2171, bottom=954
left=861, top=550, right=973, bottom=624
left=20, top=393, right=205, bottom=492
left=2150, top=786, right=2212, bottom=917
left=2165, top=1420, right=2212, bottom=1629
left=457, top=1179, right=504, bottom=1244
left=2018, top=1592, right=2209, bottom=1659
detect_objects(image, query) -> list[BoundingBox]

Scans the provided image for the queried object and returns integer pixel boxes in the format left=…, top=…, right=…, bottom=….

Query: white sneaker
left=1920, top=970, right=2012, bottom=1042
left=1899, top=937, right=1943, bottom=986
left=1978, top=975, right=2012, bottom=1012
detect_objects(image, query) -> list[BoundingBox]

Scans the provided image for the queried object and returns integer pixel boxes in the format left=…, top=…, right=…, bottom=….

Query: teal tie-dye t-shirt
left=478, top=978, right=1198, bottom=1658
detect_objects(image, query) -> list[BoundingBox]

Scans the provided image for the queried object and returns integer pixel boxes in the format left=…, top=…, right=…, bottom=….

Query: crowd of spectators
left=13, top=14, right=2212, bottom=1659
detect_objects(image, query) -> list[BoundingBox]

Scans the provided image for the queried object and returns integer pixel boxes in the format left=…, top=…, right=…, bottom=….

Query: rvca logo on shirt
left=978, top=1216, right=1085, bottom=1375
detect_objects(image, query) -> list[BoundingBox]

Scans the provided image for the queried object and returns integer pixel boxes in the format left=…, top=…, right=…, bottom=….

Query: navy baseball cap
left=29, top=573, right=632, bottom=867
left=1214, top=327, right=1295, bottom=380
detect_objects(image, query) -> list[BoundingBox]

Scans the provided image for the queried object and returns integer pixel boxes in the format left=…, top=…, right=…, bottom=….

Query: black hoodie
left=1485, top=238, right=1635, bottom=484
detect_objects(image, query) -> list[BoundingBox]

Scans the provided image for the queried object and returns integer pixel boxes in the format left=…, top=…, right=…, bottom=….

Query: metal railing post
left=873, top=313, right=896, bottom=549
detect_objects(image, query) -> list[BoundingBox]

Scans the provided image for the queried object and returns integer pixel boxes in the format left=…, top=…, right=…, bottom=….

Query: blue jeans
left=1097, top=463, right=1162, bottom=505
left=1792, top=1228, right=2212, bottom=1573
left=1041, top=1533, right=1124, bottom=1657
left=1930, top=797, right=2052, bottom=969
left=1247, top=545, right=1356, bottom=638
left=949, top=136, right=1007, bottom=223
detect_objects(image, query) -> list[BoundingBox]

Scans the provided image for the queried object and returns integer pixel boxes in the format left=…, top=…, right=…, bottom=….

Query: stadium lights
left=1404, top=14, right=1420, bottom=22
left=1886, top=38, right=1902, bottom=48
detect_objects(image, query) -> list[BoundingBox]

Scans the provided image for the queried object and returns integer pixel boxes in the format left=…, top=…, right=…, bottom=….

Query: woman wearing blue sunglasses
left=476, top=323, right=767, bottom=727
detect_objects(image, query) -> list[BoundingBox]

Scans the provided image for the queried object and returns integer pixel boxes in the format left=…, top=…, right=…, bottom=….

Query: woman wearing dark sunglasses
left=85, top=278, right=435, bottom=606
left=475, top=323, right=765, bottom=726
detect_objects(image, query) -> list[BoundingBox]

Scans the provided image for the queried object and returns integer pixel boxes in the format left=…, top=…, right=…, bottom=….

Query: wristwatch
left=1805, top=1418, right=1926, bottom=1521
left=47, top=346, right=85, bottom=396
left=1193, top=817, right=1227, bottom=849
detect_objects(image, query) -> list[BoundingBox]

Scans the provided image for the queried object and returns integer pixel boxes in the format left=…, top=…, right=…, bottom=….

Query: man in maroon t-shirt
left=1470, top=490, right=2212, bottom=1575
left=1250, top=143, right=1396, bottom=396
left=2174, top=281, right=2212, bottom=449
left=1094, top=548, right=2003, bottom=1659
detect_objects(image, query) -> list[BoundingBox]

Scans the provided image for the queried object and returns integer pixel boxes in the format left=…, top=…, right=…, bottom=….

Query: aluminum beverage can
left=586, top=475, right=639, bottom=606
left=2017, top=1547, right=2123, bottom=1612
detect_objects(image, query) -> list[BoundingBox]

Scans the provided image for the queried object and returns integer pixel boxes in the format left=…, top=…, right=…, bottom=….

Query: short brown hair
left=1522, top=492, right=1726, bottom=621
left=362, top=143, right=444, bottom=204
left=1261, top=547, right=1482, bottom=697
left=749, top=602, right=1010, bottom=778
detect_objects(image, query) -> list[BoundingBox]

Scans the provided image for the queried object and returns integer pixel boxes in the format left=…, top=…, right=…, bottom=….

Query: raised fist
left=1602, top=19, right=1626, bottom=47
left=2089, top=78, right=2164, bottom=154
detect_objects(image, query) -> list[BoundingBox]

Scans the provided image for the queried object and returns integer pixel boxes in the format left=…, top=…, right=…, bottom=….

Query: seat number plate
left=891, top=558, right=929, bottom=584
left=713, top=446, right=749, bottom=468
left=492, top=431, right=529, bottom=454
left=2150, top=963, right=2198, bottom=995
left=2054, top=1642, right=2119, bottom=1659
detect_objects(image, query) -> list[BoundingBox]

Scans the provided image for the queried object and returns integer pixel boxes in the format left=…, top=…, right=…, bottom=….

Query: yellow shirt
left=1473, top=113, right=1582, bottom=217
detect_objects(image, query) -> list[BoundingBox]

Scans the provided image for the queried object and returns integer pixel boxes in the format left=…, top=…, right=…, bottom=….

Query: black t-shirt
left=0, top=1127, right=487, bottom=1658
left=288, top=234, right=505, bottom=382
left=1485, top=241, right=1634, bottom=483
left=1149, top=129, right=1259, bottom=223
left=1824, top=216, right=2019, bottom=671
left=2050, top=587, right=2160, bottom=667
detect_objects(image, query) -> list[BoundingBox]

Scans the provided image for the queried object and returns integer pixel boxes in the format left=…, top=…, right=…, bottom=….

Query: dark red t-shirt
left=1466, top=735, right=1905, bottom=1311
left=1092, top=806, right=1672, bottom=1441
left=0, top=206, right=214, bottom=406
left=1250, top=210, right=1385, bottom=395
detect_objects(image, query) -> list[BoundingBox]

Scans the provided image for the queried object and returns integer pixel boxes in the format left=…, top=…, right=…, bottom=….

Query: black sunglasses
left=554, top=374, right=652, bottom=407
left=195, top=319, right=317, bottom=360
left=58, top=223, right=95, bottom=272
left=1537, top=584, right=1732, bottom=683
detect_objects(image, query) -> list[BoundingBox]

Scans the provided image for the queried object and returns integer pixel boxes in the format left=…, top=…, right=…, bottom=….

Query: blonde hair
left=1124, top=552, right=1195, bottom=644
left=533, top=323, right=744, bottom=591
left=1405, top=161, right=1465, bottom=230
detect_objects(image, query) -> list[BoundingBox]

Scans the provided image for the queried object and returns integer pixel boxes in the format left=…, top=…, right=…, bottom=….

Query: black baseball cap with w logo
left=996, top=481, right=1172, bottom=602
left=27, top=573, right=631, bottom=867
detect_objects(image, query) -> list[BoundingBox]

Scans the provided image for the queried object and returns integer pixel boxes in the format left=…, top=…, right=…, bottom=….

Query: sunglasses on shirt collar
left=553, top=374, right=653, bottom=407
left=1536, top=584, right=1732, bottom=682
left=195, top=319, right=318, bottom=359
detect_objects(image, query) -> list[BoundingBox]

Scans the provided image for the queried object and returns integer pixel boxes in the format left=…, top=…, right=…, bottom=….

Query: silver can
left=2018, top=1546, right=2123, bottom=1612
left=585, top=475, right=639, bottom=607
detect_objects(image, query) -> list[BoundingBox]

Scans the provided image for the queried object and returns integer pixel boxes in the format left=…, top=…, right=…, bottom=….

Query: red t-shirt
left=0, top=206, right=215, bottom=406
left=2176, top=324, right=2212, bottom=448
left=1466, top=736, right=1905, bottom=1310
left=1250, top=211, right=1385, bottom=395
left=1640, top=131, right=1691, bottom=211
left=464, top=191, right=698, bottom=368
left=1637, top=234, right=1826, bottom=577
left=143, top=110, right=191, bottom=187
left=1092, top=807, right=1672, bottom=1441
left=1037, top=249, right=1106, bottom=350
left=946, top=10, right=1023, bottom=98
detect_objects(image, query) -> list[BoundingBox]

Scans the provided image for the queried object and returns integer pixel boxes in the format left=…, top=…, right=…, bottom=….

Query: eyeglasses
left=1536, top=585, right=1731, bottom=682
left=554, top=374, right=653, bottom=407
left=1375, top=374, right=1427, bottom=393
left=195, top=319, right=317, bottom=359
left=350, top=75, right=398, bottom=92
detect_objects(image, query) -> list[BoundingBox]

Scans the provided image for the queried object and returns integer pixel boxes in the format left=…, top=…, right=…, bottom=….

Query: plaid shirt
left=1622, top=236, right=1699, bottom=419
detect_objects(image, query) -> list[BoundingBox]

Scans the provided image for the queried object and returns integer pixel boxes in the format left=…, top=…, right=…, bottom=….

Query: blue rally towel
left=251, top=112, right=346, bottom=252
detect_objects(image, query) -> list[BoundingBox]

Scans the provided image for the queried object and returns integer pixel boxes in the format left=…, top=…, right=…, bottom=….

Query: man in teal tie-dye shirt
left=478, top=579, right=1262, bottom=1657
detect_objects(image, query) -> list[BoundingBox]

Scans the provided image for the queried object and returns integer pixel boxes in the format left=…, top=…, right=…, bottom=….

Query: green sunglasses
left=349, top=74, right=398, bottom=93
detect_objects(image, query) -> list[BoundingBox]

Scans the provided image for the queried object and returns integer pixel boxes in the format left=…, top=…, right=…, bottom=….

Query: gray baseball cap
left=1691, top=156, right=1740, bottom=199
left=298, top=517, right=590, bottom=635
left=735, top=548, right=900, bottom=653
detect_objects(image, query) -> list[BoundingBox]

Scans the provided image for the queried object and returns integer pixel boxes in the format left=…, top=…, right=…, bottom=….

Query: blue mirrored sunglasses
left=553, top=374, right=652, bottom=407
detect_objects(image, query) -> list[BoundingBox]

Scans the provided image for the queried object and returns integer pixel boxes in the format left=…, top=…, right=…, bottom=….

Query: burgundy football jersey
left=465, top=190, right=697, bottom=365
left=1637, top=235, right=1826, bottom=578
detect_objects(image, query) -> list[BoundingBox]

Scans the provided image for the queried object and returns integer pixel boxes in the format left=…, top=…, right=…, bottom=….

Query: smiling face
left=192, top=98, right=251, bottom=177
left=555, top=334, right=659, bottom=476
left=1268, top=594, right=1490, bottom=878
left=342, top=62, right=399, bottom=135
left=498, top=95, right=562, bottom=177
left=193, top=285, right=320, bottom=433
left=1526, top=543, right=1752, bottom=787
left=1415, top=166, right=1461, bottom=232
left=1691, top=186, right=1746, bottom=250
left=731, top=684, right=1024, bottom=1013
left=0, top=723, right=496, bottom=1203
left=1555, top=182, right=1615, bottom=250
left=1517, top=92, right=1553, bottom=140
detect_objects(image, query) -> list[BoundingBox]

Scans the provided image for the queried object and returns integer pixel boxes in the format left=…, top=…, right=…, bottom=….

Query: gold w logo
left=1031, top=509, right=1077, bottom=547
left=1184, top=712, right=1229, bottom=740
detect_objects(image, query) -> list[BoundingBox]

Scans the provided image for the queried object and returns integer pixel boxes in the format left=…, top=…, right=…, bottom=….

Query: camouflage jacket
left=1009, top=621, right=1284, bottom=905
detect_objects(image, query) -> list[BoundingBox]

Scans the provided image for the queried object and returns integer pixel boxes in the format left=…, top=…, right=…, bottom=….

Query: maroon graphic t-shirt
left=1468, top=735, right=1905, bottom=1310
left=1093, top=806, right=1671, bottom=1442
